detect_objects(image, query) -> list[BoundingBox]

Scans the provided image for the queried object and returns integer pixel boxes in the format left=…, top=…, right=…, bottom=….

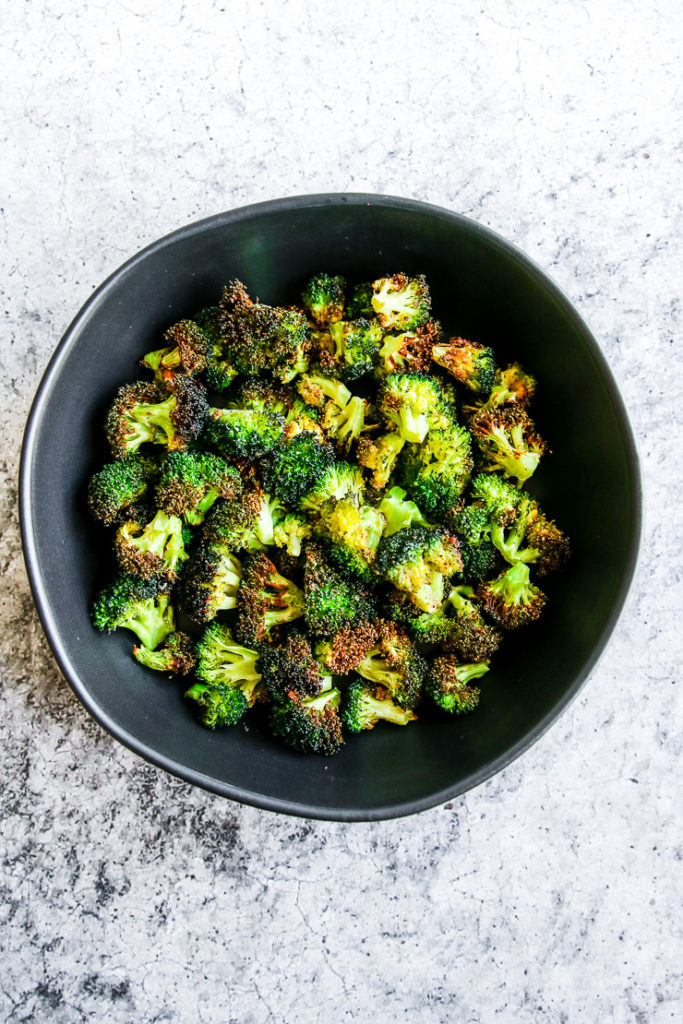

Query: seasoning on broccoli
left=354, top=620, right=427, bottom=710
left=194, top=622, right=262, bottom=706
left=371, top=273, right=431, bottom=331
left=180, top=544, right=243, bottom=624
left=304, top=542, right=375, bottom=636
left=357, top=432, right=405, bottom=491
left=431, top=336, right=496, bottom=397
left=155, top=451, right=242, bottom=525
left=342, top=680, right=417, bottom=732
left=92, top=574, right=174, bottom=650
left=376, top=525, right=463, bottom=613
left=105, top=378, right=208, bottom=458
left=115, top=508, right=189, bottom=582
left=141, top=320, right=212, bottom=382
left=133, top=631, right=196, bottom=675
left=477, top=562, right=546, bottom=630
left=425, top=656, right=488, bottom=714
left=268, top=687, right=344, bottom=755
left=302, top=273, right=346, bottom=327
left=88, top=455, right=157, bottom=525
left=235, top=551, right=304, bottom=646
left=469, top=407, right=545, bottom=483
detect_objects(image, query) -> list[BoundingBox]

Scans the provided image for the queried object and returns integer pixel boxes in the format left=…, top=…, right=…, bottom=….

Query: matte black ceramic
left=20, top=194, right=641, bottom=821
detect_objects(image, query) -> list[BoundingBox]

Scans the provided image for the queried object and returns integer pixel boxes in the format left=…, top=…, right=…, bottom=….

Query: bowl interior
left=21, top=196, right=640, bottom=820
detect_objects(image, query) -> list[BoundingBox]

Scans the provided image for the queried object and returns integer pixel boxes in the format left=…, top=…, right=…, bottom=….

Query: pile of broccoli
left=89, top=271, right=569, bottom=755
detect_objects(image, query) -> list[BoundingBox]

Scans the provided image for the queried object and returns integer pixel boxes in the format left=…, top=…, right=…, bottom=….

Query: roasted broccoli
left=184, top=682, right=250, bottom=728
left=316, top=619, right=379, bottom=675
left=105, top=378, right=208, bottom=458
left=92, top=574, right=174, bottom=649
left=115, top=508, right=189, bottom=582
left=399, top=422, right=473, bottom=518
left=180, top=544, right=242, bottom=624
left=296, top=370, right=352, bottom=410
left=194, top=621, right=262, bottom=705
left=371, top=273, right=430, bottom=331
left=193, top=305, right=239, bottom=392
left=273, top=513, right=313, bottom=557
left=268, top=687, right=344, bottom=755
left=141, top=320, right=211, bottom=381
left=315, top=498, right=385, bottom=581
left=376, top=319, right=441, bottom=377
left=345, top=281, right=374, bottom=319
left=133, top=631, right=196, bottom=674
left=469, top=407, right=545, bottom=483
left=425, top=656, right=488, bottom=714
left=322, top=395, right=367, bottom=452
left=259, top=632, right=330, bottom=701
left=356, top=432, right=405, bottom=491
left=451, top=503, right=499, bottom=582
left=378, top=485, right=431, bottom=536
left=378, top=372, right=448, bottom=444
left=432, top=336, right=496, bottom=397
left=203, top=406, right=284, bottom=462
left=88, top=455, right=157, bottom=525
left=218, top=278, right=310, bottom=382
left=304, top=542, right=375, bottom=636
left=302, top=273, right=346, bottom=327
left=342, top=680, right=417, bottom=731
left=376, top=525, right=463, bottom=613
left=328, top=318, right=382, bottom=381
left=299, top=461, right=365, bottom=513
left=477, top=562, right=546, bottom=629
left=155, top=450, right=242, bottom=524
left=261, top=431, right=336, bottom=506
left=354, top=620, right=426, bottom=709
left=235, top=552, right=304, bottom=645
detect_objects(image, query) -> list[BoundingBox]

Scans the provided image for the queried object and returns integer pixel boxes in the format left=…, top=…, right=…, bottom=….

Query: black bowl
left=20, top=194, right=641, bottom=821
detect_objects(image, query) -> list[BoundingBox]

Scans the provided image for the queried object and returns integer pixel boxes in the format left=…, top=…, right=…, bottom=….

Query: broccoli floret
left=299, top=461, right=365, bottom=513
left=155, top=450, right=242, bottom=524
left=477, top=562, right=546, bottom=629
left=378, top=372, right=449, bottom=444
left=87, top=455, right=157, bottom=525
left=399, top=422, right=473, bottom=518
left=316, top=499, right=385, bottom=581
left=444, top=586, right=502, bottom=662
left=180, top=544, right=243, bottom=624
left=194, top=621, right=262, bottom=705
left=328, top=318, right=383, bottom=382
left=451, top=503, right=499, bottom=582
left=133, top=631, right=196, bottom=674
left=303, top=542, right=376, bottom=636
left=376, top=319, right=441, bottom=377
left=185, top=682, right=249, bottom=728
left=203, top=407, right=284, bottom=461
left=425, top=656, right=488, bottom=714
left=378, top=485, right=431, bottom=536
left=259, top=632, right=330, bottom=702
left=261, top=431, right=336, bottom=506
left=470, top=473, right=522, bottom=525
left=354, top=620, right=426, bottom=710
left=345, top=282, right=374, bottom=319
left=235, top=552, right=304, bottom=646
left=376, top=525, right=463, bottom=613
left=342, top=680, right=417, bottom=732
left=523, top=507, right=571, bottom=576
left=92, top=574, right=174, bottom=649
left=464, top=361, right=536, bottom=416
left=105, top=378, right=209, bottom=458
left=201, top=486, right=282, bottom=551
left=371, top=273, right=430, bottom=331
left=268, top=687, right=344, bottom=755
left=218, top=278, right=310, bottom=382
left=315, top=619, right=379, bottom=675
left=273, top=513, right=313, bottom=557
left=322, top=395, right=366, bottom=452
left=356, top=432, right=405, bottom=491
left=296, top=371, right=352, bottom=410
left=432, top=336, right=496, bottom=397
left=469, top=407, right=545, bottom=483
left=141, top=320, right=212, bottom=382
left=193, top=306, right=239, bottom=392
left=302, top=273, right=346, bottom=327
left=115, top=508, right=189, bottom=582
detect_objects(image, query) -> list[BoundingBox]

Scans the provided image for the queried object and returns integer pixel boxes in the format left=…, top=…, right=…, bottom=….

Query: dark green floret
left=141, top=320, right=212, bottom=381
left=399, top=421, right=473, bottom=518
left=87, top=455, right=157, bottom=525
left=451, top=503, right=499, bottom=582
left=185, top=682, right=249, bottom=728
left=328, top=318, right=383, bottom=382
left=426, top=656, right=488, bottom=714
left=235, top=552, right=304, bottom=646
left=304, top=542, right=376, bottom=636
left=133, top=631, right=196, bottom=674
left=268, top=687, right=343, bottom=755
left=342, top=679, right=417, bottom=732
left=180, top=544, right=242, bottom=624
left=315, top=499, right=385, bottom=582
left=259, top=632, right=330, bottom=702
left=203, top=407, right=284, bottom=461
left=299, top=461, right=364, bottom=513
left=345, top=281, right=374, bottom=319
left=218, top=278, right=310, bottom=382
left=261, top=431, right=336, bottom=506
left=92, top=574, right=174, bottom=649
left=193, top=306, right=239, bottom=392
left=202, top=486, right=282, bottom=551
left=302, top=273, right=346, bottom=327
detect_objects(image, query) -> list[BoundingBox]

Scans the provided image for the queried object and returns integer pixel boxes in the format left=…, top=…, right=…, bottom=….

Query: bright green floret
left=477, top=562, right=546, bottom=630
left=303, top=542, right=376, bottom=636
left=399, top=421, right=473, bottom=518
left=378, top=372, right=448, bottom=444
left=262, top=431, right=336, bottom=506
left=378, top=485, right=431, bottom=536
left=328, top=318, right=383, bottom=382
left=92, top=574, right=174, bottom=650
left=133, top=631, right=196, bottom=674
left=115, top=508, right=189, bottom=582
left=371, top=273, right=430, bottom=331
left=203, top=407, right=284, bottom=461
left=342, top=679, right=417, bottom=732
left=184, top=682, right=249, bottom=728
left=155, top=450, right=242, bottom=524
left=315, top=499, right=385, bottom=581
left=376, top=525, right=463, bottom=613
left=194, top=622, right=262, bottom=704
left=357, top=432, right=405, bottom=490
left=299, top=461, right=365, bottom=513
left=202, top=486, right=283, bottom=551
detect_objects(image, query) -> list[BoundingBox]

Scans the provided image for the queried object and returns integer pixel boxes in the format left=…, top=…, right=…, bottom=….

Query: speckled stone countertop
left=1, top=1, right=681, bottom=1021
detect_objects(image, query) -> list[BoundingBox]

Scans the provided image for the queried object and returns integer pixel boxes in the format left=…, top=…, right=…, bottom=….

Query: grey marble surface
left=1, top=0, right=682, bottom=1021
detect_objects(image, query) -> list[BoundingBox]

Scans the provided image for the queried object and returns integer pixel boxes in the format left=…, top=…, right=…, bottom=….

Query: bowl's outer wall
left=22, top=197, right=640, bottom=819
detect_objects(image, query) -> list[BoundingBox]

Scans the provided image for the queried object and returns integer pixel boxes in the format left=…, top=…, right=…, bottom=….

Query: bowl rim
left=19, top=192, right=642, bottom=821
